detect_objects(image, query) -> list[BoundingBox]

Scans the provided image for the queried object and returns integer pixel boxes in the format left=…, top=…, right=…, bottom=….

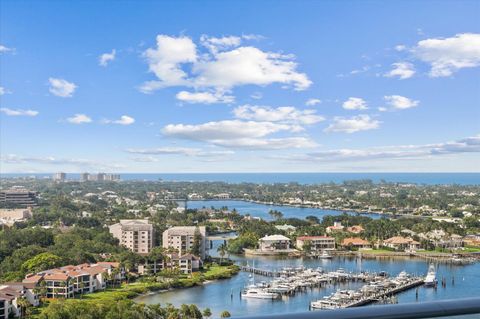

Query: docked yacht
left=318, top=250, right=333, bottom=259
left=241, top=287, right=280, bottom=299
left=424, top=264, right=437, bottom=287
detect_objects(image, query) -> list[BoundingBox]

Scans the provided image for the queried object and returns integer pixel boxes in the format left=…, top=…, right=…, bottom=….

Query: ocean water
left=2, top=172, right=480, bottom=185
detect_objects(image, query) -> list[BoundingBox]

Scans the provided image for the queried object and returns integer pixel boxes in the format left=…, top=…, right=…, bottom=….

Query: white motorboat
left=241, top=287, right=280, bottom=299
left=424, top=264, right=437, bottom=287
left=318, top=250, right=333, bottom=259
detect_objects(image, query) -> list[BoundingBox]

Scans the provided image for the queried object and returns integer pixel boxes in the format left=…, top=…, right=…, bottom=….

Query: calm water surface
left=136, top=239, right=480, bottom=318
left=188, top=200, right=382, bottom=220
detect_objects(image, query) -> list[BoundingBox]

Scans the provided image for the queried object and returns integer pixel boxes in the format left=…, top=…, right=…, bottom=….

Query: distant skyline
left=1, top=0, right=479, bottom=173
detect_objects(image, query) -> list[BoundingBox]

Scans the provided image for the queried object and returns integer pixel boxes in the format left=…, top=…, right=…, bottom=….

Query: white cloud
left=48, top=78, right=77, bottom=97
left=0, top=108, right=39, bottom=117
left=395, top=45, right=407, bottom=52
left=103, top=115, right=135, bottom=125
left=66, top=113, right=92, bottom=124
left=384, top=95, right=419, bottom=109
left=140, top=34, right=311, bottom=93
left=126, top=147, right=235, bottom=157
left=0, top=87, right=11, bottom=95
left=140, top=35, right=198, bottom=92
left=384, top=62, right=415, bottom=79
left=176, top=90, right=234, bottom=104
left=287, top=135, right=480, bottom=163
left=162, top=120, right=316, bottom=149
left=200, top=35, right=242, bottom=53
left=233, top=105, right=324, bottom=125
left=0, top=45, right=14, bottom=53
left=306, top=98, right=321, bottom=106
left=193, top=46, right=311, bottom=91
left=378, top=107, right=388, bottom=112
left=413, top=33, right=480, bottom=77
left=342, top=97, right=368, bottom=110
left=1, top=154, right=124, bottom=170
left=99, top=49, right=116, bottom=66
left=325, top=114, right=380, bottom=133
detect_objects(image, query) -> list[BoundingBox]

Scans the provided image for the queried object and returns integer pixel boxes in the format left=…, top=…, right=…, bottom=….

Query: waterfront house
left=463, top=234, right=480, bottom=247
left=341, top=237, right=371, bottom=249
left=383, top=236, right=421, bottom=251
left=296, top=236, right=336, bottom=252
left=259, top=234, right=291, bottom=251
left=326, top=222, right=344, bottom=233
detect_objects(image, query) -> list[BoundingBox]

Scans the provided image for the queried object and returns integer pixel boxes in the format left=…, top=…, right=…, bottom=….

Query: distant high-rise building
left=80, top=173, right=89, bottom=182
left=53, top=172, right=66, bottom=181
left=109, top=219, right=154, bottom=254
left=97, top=173, right=106, bottom=181
left=105, top=174, right=121, bottom=181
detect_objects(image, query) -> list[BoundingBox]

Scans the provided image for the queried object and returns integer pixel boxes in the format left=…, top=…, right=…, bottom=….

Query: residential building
left=52, top=172, right=66, bottom=181
left=258, top=234, right=291, bottom=252
left=296, top=236, right=336, bottom=251
left=326, top=221, right=344, bottom=233
left=383, top=236, right=421, bottom=251
left=342, top=237, right=372, bottom=249
left=97, top=173, right=106, bottom=181
left=0, top=286, right=22, bottom=319
left=0, top=189, right=37, bottom=207
left=162, top=226, right=208, bottom=259
left=109, top=219, right=154, bottom=254
left=21, top=262, right=124, bottom=300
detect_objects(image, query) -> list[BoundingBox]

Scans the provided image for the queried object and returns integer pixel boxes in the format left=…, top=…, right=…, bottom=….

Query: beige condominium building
left=109, top=219, right=154, bottom=254
left=162, top=226, right=208, bottom=259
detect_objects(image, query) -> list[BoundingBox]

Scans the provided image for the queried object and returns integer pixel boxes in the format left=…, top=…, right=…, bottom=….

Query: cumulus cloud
left=99, top=49, right=116, bottom=66
left=48, top=78, right=77, bottom=97
left=325, top=114, right=380, bottom=133
left=384, top=95, right=419, bottom=109
left=200, top=35, right=242, bottom=53
left=233, top=105, right=324, bottom=125
left=140, top=34, right=311, bottom=95
left=395, top=45, right=407, bottom=52
left=342, top=97, right=368, bottom=110
left=384, top=62, right=415, bottom=79
left=306, top=98, right=321, bottom=106
left=0, top=108, right=39, bottom=117
left=162, top=120, right=316, bottom=149
left=413, top=33, right=480, bottom=77
left=66, top=114, right=92, bottom=124
left=103, top=115, right=135, bottom=125
left=176, top=90, right=234, bottom=104
left=140, top=35, right=198, bottom=92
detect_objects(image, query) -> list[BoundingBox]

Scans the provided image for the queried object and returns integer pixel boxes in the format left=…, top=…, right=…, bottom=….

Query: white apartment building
left=162, top=226, right=208, bottom=259
left=109, top=219, right=154, bottom=254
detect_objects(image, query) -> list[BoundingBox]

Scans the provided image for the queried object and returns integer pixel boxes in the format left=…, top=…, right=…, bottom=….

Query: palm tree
left=217, top=243, right=227, bottom=264
left=17, top=297, right=30, bottom=318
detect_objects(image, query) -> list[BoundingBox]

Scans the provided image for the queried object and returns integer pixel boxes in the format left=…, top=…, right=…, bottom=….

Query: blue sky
left=1, top=0, right=479, bottom=173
